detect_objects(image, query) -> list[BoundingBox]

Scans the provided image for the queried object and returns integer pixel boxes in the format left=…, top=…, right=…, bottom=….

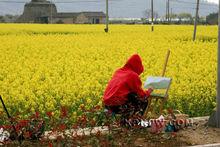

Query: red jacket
left=103, top=54, right=151, bottom=106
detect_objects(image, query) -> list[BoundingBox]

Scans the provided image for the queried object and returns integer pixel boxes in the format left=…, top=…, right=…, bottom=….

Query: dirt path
left=178, top=121, right=220, bottom=146
left=128, top=117, right=220, bottom=147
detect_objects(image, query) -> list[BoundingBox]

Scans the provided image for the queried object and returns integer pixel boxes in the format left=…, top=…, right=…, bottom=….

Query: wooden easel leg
left=159, top=96, right=168, bottom=115
left=144, top=97, right=152, bottom=118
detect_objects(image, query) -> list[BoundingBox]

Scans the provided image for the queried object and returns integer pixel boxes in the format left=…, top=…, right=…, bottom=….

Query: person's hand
left=148, top=86, right=154, bottom=93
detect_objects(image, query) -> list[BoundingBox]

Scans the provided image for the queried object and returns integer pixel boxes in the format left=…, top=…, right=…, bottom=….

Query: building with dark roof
left=55, top=12, right=106, bottom=24
left=17, top=0, right=106, bottom=24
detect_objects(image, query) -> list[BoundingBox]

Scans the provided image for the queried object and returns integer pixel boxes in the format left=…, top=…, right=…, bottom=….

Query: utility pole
left=166, top=1, right=167, bottom=21
left=217, top=0, right=220, bottom=128
left=217, top=0, right=220, bottom=126
left=151, top=0, right=154, bottom=32
left=50, top=0, right=52, bottom=24
left=170, top=8, right=172, bottom=23
left=104, top=0, right=109, bottom=33
left=166, top=0, right=168, bottom=21
left=193, top=0, right=200, bottom=41
left=208, top=0, right=220, bottom=128
left=168, top=0, right=170, bottom=23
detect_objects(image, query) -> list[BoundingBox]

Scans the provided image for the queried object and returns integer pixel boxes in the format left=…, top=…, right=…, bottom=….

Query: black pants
left=105, top=93, right=148, bottom=117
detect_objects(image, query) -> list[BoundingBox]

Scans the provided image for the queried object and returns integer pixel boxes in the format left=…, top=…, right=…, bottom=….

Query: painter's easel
left=144, top=50, right=172, bottom=118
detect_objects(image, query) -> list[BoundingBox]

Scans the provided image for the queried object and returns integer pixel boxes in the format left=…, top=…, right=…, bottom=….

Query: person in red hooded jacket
left=103, top=54, right=153, bottom=117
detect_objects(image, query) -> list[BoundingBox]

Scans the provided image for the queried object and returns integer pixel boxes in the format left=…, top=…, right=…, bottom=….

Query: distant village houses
left=16, top=0, right=106, bottom=24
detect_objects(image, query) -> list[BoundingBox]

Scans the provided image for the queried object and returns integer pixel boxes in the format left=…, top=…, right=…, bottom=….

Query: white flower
left=0, top=128, right=10, bottom=145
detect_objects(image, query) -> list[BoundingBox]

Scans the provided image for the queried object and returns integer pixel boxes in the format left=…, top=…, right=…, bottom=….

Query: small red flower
left=60, top=106, right=68, bottom=118
left=35, top=111, right=40, bottom=118
left=81, top=115, right=87, bottom=123
left=1, top=125, right=12, bottom=130
left=15, top=124, right=21, bottom=132
left=59, top=124, right=66, bottom=131
left=48, top=142, right=53, bottom=147
left=19, top=120, right=29, bottom=127
left=46, top=111, right=53, bottom=118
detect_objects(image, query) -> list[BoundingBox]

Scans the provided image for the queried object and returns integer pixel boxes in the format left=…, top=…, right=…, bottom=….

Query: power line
left=169, top=0, right=218, bottom=14
left=170, top=0, right=218, bottom=7
left=171, top=6, right=218, bottom=10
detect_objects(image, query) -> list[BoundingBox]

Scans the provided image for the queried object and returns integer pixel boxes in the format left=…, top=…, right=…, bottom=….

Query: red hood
left=123, top=54, right=144, bottom=75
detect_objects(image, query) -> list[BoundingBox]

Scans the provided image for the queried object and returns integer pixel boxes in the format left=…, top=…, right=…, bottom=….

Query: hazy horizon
left=0, top=0, right=219, bottom=18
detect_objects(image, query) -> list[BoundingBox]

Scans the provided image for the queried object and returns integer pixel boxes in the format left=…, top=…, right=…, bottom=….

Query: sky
left=0, top=0, right=219, bottom=17
left=208, top=0, right=218, bottom=4
left=56, top=0, right=219, bottom=18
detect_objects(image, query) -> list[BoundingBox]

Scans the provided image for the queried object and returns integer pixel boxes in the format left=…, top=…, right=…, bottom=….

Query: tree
left=206, top=12, right=218, bottom=25
left=5, top=14, right=14, bottom=19
left=170, top=13, right=178, bottom=19
left=177, top=13, right=193, bottom=24
left=143, top=9, right=159, bottom=20
left=0, top=16, right=5, bottom=23
left=178, top=13, right=193, bottom=20
left=2, top=14, right=19, bottom=23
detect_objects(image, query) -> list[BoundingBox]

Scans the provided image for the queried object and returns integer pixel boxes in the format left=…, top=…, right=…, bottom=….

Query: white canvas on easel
left=144, top=76, right=172, bottom=97
left=144, top=76, right=172, bottom=89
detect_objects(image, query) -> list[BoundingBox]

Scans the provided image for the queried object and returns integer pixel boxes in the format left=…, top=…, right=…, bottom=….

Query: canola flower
left=0, top=24, right=217, bottom=122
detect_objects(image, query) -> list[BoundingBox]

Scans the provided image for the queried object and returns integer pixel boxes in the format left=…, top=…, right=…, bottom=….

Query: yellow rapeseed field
left=0, top=24, right=217, bottom=121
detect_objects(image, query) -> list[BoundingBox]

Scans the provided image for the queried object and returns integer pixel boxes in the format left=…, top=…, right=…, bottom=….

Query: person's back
left=103, top=54, right=153, bottom=116
left=104, top=67, right=138, bottom=106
